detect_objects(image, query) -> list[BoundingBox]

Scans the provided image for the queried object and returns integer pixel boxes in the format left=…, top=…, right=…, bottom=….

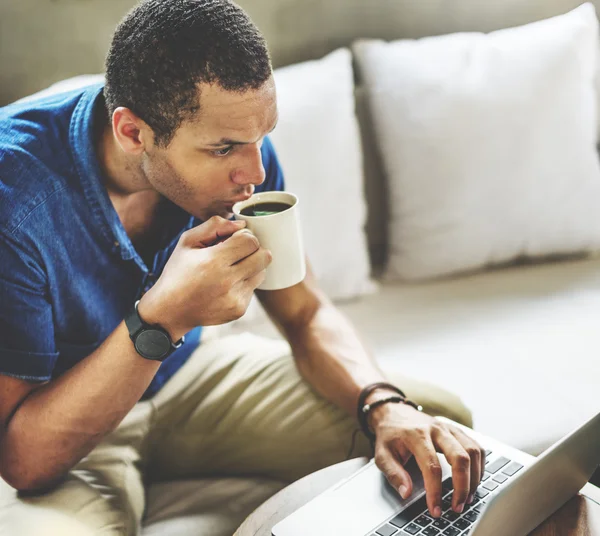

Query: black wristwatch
left=125, top=300, right=184, bottom=361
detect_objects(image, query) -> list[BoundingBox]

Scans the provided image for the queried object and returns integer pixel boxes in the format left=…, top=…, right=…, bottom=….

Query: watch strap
left=125, top=301, right=185, bottom=360
left=125, top=300, right=144, bottom=339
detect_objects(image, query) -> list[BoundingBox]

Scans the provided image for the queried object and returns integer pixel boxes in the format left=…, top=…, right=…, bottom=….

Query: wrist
left=357, top=382, right=418, bottom=442
left=364, top=387, right=403, bottom=406
left=364, top=388, right=415, bottom=432
left=366, top=391, right=402, bottom=431
left=137, top=292, right=186, bottom=342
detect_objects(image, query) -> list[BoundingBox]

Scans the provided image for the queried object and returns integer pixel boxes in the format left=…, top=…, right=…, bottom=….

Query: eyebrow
left=207, top=120, right=278, bottom=147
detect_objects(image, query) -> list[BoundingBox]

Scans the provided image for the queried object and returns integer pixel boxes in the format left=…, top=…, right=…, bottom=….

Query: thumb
left=181, top=217, right=246, bottom=248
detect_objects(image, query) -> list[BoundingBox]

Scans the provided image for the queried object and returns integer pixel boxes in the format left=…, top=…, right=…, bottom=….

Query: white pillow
left=354, top=3, right=600, bottom=281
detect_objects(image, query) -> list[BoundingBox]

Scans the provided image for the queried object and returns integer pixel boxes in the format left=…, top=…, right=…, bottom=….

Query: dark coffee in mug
left=240, top=201, right=292, bottom=217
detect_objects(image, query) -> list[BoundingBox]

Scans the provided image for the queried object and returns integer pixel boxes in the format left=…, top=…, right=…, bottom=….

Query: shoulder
left=260, top=135, right=281, bottom=167
left=259, top=135, right=285, bottom=192
left=0, top=83, right=100, bottom=234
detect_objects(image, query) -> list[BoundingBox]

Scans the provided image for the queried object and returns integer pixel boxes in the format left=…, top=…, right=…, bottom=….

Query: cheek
left=196, top=157, right=240, bottom=191
left=143, top=155, right=195, bottom=201
left=151, top=147, right=237, bottom=198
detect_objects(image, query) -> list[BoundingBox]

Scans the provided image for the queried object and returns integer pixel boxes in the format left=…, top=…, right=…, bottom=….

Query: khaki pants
left=0, top=332, right=472, bottom=535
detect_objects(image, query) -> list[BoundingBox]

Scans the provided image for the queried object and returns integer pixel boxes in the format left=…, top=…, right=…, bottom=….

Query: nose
left=230, top=143, right=266, bottom=186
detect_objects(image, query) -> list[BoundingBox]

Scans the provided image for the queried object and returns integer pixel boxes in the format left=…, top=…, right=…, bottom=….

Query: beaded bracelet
left=357, top=382, right=423, bottom=443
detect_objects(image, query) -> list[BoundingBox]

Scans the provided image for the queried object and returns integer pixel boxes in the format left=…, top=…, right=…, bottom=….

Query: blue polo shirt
left=0, top=83, right=285, bottom=399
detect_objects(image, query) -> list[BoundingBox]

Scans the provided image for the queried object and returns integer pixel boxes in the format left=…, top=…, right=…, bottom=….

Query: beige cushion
left=142, top=477, right=285, bottom=536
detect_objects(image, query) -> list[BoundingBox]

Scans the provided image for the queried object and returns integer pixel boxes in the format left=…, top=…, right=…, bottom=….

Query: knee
left=385, top=373, right=474, bottom=429
left=435, top=391, right=474, bottom=429
left=0, top=508, right=126, bottom=536
left=419, top=387, right=474, bottom=429
left=0, top=487, right=128, bottom=536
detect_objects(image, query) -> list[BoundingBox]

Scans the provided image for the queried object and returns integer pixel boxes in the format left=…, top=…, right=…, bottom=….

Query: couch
left=2, top=0, right=600, bottom=534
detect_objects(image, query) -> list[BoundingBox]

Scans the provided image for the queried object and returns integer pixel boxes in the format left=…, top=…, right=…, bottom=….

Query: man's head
left=103, top=0, right=277, bottom=220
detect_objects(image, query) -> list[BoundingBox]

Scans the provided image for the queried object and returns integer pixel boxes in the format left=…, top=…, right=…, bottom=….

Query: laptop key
left=421, top=528, right=441, bottom=536
left=403, top=523, right=422, bottom=535
left=390, top=496, right=428, bottom=528
left=442, top=476, right=454, bottom=493
left=481, top=472, right=491, bottom=481
left=493, top=473, right=508, bottom=484
left=376, top=524, right=399, bottom=536
left=454, top=518, right=471, bottom=530
left=464, top=511, right=479, bottom=523
left=462, top=501, right=475, bottom=512
left=502, top=462, right=524, bottom=476
left=415, top=515, right=432, bottom=528
left=432, top=518, right=450, bottom=529
left=442, top=510, right=460, bottom=522
left=441, top=527, right=461, bottom=536
left=485, top=456, right=510, bottom=474
left=475, top=487, right=489, bottom=499
left=482, top=480, right=499, bottom=491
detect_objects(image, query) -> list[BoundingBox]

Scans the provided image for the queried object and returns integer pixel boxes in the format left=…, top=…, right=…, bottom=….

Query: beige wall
left=1, top=0, right=597, bottom=105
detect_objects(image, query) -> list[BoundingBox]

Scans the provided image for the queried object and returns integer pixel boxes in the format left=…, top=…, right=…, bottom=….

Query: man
left=0, top=0, right=484, bottom=534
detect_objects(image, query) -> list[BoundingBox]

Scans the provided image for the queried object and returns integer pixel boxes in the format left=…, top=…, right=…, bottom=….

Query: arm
left=255, top=260, right=386, bottom=416
left=256, top=258, right=485, bottom=519
left=0, top=322, right=160, bottom=491
left=0, top=217, right=269, bottom=491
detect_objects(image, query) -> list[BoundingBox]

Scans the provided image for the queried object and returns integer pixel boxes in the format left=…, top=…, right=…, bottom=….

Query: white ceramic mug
left=232, top=191, right=306, bottom=290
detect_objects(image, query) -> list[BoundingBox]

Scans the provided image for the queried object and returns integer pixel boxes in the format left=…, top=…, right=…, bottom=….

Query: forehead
left=183, top=78, right=277, bottom=141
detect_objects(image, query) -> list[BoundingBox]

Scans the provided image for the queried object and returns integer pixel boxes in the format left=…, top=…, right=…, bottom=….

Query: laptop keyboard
left=368, top=450, right=523, bottom=536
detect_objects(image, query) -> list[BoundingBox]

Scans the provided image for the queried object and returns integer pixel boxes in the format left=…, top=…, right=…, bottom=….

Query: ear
left=111, top=107, right=154, bottom=155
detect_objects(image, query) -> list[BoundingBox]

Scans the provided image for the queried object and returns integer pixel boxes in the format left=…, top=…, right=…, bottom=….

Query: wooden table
left=235, top=458, right=600, bottom=536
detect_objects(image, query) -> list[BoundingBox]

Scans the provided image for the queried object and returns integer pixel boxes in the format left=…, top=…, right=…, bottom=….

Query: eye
left=212, top=146, right=234, bottom=157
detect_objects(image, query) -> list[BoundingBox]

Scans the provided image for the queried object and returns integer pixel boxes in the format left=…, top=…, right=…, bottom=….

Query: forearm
left=0, top=320, right=160, bottom=490
left=284, top=302, right=390, bottom=417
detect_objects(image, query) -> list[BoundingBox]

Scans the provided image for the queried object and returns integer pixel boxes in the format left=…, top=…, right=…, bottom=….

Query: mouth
left=225, top=193, right=253, bottom=209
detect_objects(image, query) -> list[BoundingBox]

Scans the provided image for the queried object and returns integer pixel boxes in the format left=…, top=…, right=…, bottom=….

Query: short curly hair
left=104, top=0, right=272, bottom=147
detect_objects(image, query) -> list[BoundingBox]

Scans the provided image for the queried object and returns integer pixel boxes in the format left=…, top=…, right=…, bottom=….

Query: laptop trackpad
left=273, top=457, right=449, bottom=536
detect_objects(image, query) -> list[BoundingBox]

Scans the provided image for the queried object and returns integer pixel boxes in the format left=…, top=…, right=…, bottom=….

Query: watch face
left=135, top=329, right=171, bottom=360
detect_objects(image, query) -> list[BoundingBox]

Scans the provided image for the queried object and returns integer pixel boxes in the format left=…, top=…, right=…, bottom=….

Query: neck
left=94, top=108, right=163, bottom=234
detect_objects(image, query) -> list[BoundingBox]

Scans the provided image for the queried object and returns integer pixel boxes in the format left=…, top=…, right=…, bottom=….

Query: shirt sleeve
left=260, top=136, right=286, bottom=192
left=0, top=232, right=58, bottom=381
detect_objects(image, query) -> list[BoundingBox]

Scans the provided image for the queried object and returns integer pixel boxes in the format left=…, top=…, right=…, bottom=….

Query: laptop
left=272, top=411, right=600, bottom=536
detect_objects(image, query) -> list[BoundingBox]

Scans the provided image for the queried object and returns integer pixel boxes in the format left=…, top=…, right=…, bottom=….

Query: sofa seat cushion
left=142, top=477, right=285, bottom=535
left=220, top=256, right=600, bottom=455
